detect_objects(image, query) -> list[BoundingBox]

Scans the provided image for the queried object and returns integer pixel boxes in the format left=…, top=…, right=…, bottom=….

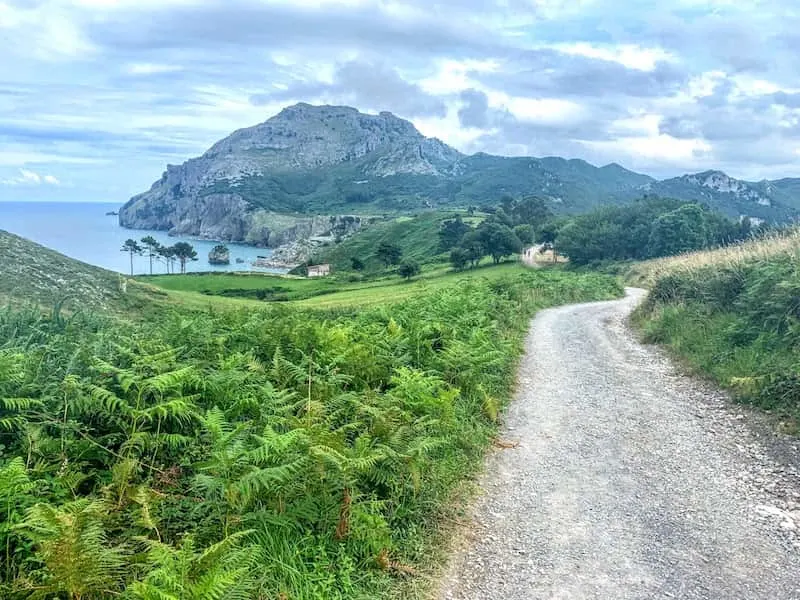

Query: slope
left=0, top=230, right=162, bottom=312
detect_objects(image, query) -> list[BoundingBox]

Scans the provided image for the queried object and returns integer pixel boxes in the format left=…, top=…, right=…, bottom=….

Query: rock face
left=119, top=103, right=800, bottom=239
left=643, top=170, right=796, bottom=221
left=208, top=245, right=230, bottom=265
left=119, top=104, right=461, bottom=245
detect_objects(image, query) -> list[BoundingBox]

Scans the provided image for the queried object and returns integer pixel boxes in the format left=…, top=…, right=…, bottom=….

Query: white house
left=307, top=264, right=331, bottom=277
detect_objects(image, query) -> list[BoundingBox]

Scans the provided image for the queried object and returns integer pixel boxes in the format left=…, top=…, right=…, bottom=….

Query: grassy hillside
left=314, top=211, right=468, bottom=272
left=143, top=262, right=531, bottom=309
left=0, top=237, right=622, bottom=598
left=0, top=230, right=162, bottom=312
left=633, top=228, right=800, bottom=427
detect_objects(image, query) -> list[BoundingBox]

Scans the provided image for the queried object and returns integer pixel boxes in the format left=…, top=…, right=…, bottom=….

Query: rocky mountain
left=640, top=171, right=797, bottom=222
left=120, top=104, right=800, bottom=245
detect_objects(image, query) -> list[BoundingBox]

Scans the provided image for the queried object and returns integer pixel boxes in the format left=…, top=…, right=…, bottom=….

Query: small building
left=307, top=263, right=331, bottom=278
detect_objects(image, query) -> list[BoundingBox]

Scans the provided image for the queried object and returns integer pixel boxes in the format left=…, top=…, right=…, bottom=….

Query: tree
left=475, top=222, right=522, bottom=264
left=512, top=196, right=552, bottom=226
left=376, top=241, right=402, bottom=266
left=158, top=245, right=176, bottom=274
left=120, top=239, right=142, bottom=276
left=499, top=194, right=516, bottom=214
left=488, top=207, right=514, bottom=228
left=140, top=236, right=161, bottom=275
left=350, top=257, right=365, bottom=271
left=172, top=242, right=198, bottom=274
left=460, top=231, right=486, bottom=267
left=513, top=224, right=534, bottom=245
left=449, top=247, right=470, bottom=271
left=646, top=204, right=710, bottom=258
left=554, top=198, right=698, bottom=265
left=398, top=260, right=421, bottom=280
left=438, top=215, right=471, bottom=251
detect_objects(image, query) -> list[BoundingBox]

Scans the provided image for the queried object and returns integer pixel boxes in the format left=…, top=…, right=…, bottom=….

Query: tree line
left=439, top=195, right=762, bottom=270
left=551, top=197, right=759, bottom=265
left=121, top=237, right=198, bottom=275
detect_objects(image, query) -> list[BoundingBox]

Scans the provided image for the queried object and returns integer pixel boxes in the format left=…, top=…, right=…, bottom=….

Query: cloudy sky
left=2, top=0, right=800, bottom=202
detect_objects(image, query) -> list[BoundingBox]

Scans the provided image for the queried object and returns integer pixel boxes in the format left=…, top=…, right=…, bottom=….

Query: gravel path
left=439, top=288, right=800, bottom=600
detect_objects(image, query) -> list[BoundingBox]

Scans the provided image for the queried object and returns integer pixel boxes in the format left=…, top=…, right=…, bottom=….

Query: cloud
left=126, top=63, right=184, bottom=76
left=458, top=89, right=491, bottom=129
left=251, top=60, right=447, bottom=118
left=2, top=168, right=60, bottom=185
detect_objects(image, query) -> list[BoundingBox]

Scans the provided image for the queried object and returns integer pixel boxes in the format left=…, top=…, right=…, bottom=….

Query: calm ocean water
left=0, top=201, right=282, bottom=275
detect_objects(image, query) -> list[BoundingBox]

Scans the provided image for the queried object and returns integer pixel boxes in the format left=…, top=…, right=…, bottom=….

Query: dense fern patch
left=0, top=269, right=620, bottom=598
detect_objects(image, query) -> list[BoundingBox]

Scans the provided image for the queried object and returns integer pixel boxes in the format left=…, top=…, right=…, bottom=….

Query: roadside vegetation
left=551, top=197, right=757, bottom=267
left=632, top=227, right=800, bottom=428
left=0, top=233, right=622, bottom=598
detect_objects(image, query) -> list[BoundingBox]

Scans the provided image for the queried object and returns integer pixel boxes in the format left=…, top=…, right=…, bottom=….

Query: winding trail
left=439, top=288, right=800, bottom=600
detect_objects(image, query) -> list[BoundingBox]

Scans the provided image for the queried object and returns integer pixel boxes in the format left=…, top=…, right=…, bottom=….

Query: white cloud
left=1, top=168, right=60, bottom=185
left=550, top=43, right=676, bottom=71
left=126, top=63, right=184, bottom=75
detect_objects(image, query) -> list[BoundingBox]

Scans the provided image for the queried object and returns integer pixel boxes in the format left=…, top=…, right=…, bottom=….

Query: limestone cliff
left=119, top=103, right=461, bottom=245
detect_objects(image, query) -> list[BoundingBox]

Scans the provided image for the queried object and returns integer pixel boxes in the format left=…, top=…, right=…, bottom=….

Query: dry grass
left=627, top=227, right=800, bottom=286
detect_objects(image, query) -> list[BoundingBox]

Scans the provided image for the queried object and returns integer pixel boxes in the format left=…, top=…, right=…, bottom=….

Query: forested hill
left=119, top=104, right=800, bottom=247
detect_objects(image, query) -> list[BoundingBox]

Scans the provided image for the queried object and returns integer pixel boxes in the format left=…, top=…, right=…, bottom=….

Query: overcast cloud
left=2, top=0, right=800, bottom=202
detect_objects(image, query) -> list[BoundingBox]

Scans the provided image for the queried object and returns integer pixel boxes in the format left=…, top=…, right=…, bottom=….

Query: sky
left=2, top=0, right=800, bottom=202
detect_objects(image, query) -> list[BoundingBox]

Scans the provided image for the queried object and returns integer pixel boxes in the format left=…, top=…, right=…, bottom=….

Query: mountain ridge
left=120, top=103, right=800, bottom=245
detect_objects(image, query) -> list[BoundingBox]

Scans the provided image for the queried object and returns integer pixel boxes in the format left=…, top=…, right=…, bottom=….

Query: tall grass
left=628, top=226, right=800, bottom=286
left=633, top=226, right=800, bottom=426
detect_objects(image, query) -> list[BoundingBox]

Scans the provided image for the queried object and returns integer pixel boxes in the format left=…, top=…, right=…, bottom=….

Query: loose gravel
left=438, top=288, right=800, bottom=600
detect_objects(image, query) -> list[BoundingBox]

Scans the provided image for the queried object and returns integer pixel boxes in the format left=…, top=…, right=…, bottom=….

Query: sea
left=0, top=201, right=285, bottom=276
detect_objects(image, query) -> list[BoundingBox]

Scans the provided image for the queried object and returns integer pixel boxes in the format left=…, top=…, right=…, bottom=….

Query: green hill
left=314, top=211, right=465, bottom=272
left=0, top=230, right=161, bottom=312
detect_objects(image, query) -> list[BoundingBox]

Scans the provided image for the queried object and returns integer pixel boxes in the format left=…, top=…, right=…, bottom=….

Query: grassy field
left=140, top=259, right=525, bottom=309
left=627, top=227, right=800, bottom=286
left=633, top=227, right=800, bottom=428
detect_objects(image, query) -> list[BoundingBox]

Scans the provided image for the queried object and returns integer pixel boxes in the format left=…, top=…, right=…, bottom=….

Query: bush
left=398, top=260, right=421, bottom=280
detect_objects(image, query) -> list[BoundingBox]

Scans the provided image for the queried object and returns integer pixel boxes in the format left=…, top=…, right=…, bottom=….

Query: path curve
left=439, top=288, right=800, bottom=600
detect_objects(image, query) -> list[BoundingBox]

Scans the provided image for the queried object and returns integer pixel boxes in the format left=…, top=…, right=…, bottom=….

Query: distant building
left=307, top=264, right=331, bottom=278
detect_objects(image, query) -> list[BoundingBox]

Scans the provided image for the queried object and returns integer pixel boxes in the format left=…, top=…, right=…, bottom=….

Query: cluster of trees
left=120, top=236, right=198, bottom=275
left=553, top=198, right=758, bottom=266
left=441, top=196, right=552, bottom=270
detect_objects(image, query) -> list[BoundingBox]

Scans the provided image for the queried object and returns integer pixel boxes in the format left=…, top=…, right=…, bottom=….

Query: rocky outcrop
left=208, top=245, right=230, bottom=265
left=119, top=104, right=462, bottom=245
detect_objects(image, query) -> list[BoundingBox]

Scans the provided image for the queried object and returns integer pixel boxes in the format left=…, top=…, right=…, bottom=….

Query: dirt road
left=439, top=289, right=800, bottom=600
